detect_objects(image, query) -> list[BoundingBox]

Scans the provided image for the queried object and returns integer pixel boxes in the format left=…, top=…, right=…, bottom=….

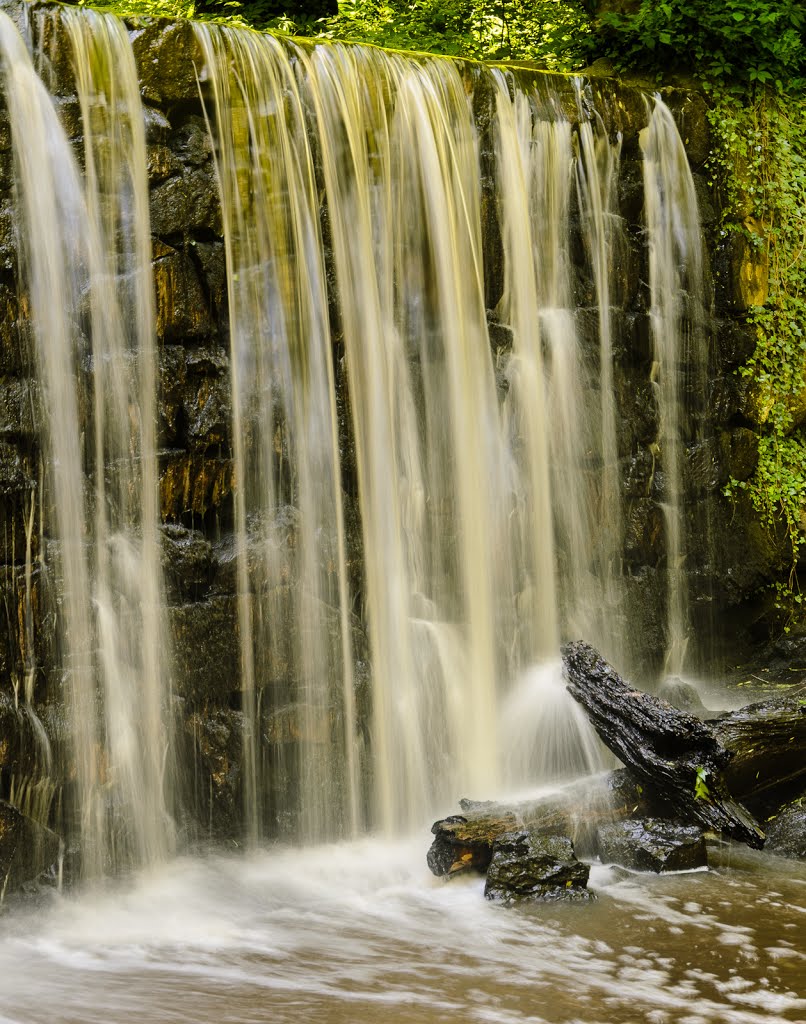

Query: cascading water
left=2, top=15, right=802, bottom=1024
left=193, top=26, right=359, bottom=845
left=0, top=4, right=712, bottom=861
left=0, top=5, right=173, bottom=874
left=641, top=96, right=709, bottom=680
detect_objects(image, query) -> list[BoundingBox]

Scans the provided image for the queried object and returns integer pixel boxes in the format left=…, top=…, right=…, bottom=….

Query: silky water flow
left=0, top=6, right=173, bottom=875
left=1, top=7, right=707, bottom=860
left=0, top=12, right=802, bottom=1024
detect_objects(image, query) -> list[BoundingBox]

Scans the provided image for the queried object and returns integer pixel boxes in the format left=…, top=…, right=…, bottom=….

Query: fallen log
left=713, top=693, right=806, bottom=814
left=562, top=641, right=765, bottom=849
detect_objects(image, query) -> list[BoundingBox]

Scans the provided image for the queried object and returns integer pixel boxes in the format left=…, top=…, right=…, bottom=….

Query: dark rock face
left=597, top=818, right=707, bottom=872
left=764, top=800, right=806, bottom=859
left=484, top=830, right=593, bottom=902
left=0, top=800, right=61, bottom=891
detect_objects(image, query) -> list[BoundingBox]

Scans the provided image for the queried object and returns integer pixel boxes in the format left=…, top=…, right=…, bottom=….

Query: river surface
left=0, top=836, right=804, bottom=1024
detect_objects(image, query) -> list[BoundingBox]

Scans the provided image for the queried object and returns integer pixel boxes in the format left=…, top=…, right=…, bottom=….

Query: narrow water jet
left=641, top=95, right=708, bottom=680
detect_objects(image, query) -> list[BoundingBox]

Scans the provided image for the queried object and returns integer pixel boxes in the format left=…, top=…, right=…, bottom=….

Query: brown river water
left=0, top=835, right=803, bottom=1024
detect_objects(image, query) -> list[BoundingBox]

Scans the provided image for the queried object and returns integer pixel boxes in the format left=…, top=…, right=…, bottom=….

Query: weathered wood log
left=562, top=641, right=765, bottom=849
left=713, top=693, right=806, bottom=813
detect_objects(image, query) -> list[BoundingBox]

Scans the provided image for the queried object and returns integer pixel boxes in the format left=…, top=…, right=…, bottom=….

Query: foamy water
left=0, top=839, right=803, bottom=1024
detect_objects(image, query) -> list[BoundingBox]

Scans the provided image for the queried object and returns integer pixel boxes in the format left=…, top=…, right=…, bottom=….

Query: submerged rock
left=484, top=830, right=592, bottom=903
left=764, top=800, right=806, bottom=859
left=0, top=800, right=60, bottom=894
left=597, top=818, right=707, bottom=872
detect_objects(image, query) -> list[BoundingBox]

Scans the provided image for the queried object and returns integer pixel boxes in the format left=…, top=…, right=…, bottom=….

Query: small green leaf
left=694, top=766, right=711, bottom=802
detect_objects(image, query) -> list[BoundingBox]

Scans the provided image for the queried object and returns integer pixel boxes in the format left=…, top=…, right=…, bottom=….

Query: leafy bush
left=592, top=0, right=806, bottom=89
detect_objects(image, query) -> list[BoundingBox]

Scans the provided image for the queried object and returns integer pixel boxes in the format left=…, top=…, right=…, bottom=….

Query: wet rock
left=691, top=173, right=716, bottom=226
left=617, top=375, right=658, bottom=448
left=192, top=241, right=228, bottom=320
left=717, top=227, right=768, bottom=316
left=0, top=285, right=33, bottom=375
left=147, top=144, right=180, bottom=184
left=169, top=596, right=239, bottom=701
left=0, top=799, right=61, bottom=893
left=158, top=343, right=186, bottom=446
left=0, top=377, right=38, bottom=440
left=618, top=159, right=644, bottom=224
left=597, top=818, right=707, bottom=872
left=0, top=439, right=32, bottom=494
left=150, top=167, right=222, bottom=239
left=764, top=799, right=806, bottom=859
left=684, top=436, right=721, bottom=495
left=624, top=497, right=663, bottom=564
left=171, top=115, right=213, bottom=166
left=721, top=427, right=758, bottom=483
left=130, top=20, right=205, bottom=107
left=143, top=105, right=171, bottom=145
left=672, top=91, right=711, bottom=168
left=179, top=702, right=244, bottom=838
left=184, top=361, right=230, bottom=452
left=484, top=830, right=592, bottom=903
left=153, top=246, right=215, bottom=340
left=159, top=451, right=233, bottom=520
left=713, top=693, right=806, bottom=814
left=160, top=523, right=214, bottom=602
left=427, top=811, right=519, bottom=876
left=657, top=677, right=711, bottom=717
left=0, top=200, right=16, bottom=270
left=716, top=317, right=758, bottom=368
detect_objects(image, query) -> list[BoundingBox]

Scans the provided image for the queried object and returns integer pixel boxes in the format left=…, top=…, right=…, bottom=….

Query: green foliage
left=717, top=87, right=806, bottom=611
left=260, top=0, right=593, bottom=68
left=81, top=0, right=593, bottom=67
left=694, top=766, right=710, bottom=801
left=591, top=0, right=806, bottom=90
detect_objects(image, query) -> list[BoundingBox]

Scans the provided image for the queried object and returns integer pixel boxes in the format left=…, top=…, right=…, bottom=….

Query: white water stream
left=0, top=10, right=799, bottom=1024
left=0, top=839, right=804, bottom=1024
left=0, top=6, right=172, bottom=874
left=1, top=5, right=712, bottom=866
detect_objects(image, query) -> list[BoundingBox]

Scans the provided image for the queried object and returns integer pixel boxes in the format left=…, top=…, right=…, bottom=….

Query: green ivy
left=715, top=87, right=806, bottom=612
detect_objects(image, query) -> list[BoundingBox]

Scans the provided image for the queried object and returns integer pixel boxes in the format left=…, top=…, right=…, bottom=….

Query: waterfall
left=0, top=6, right=173, bottom=874
left=193, top=25, right=359, bottom=844
left=0, top=3, right=712, bottom=862
left=641, top=96, right=708, bottom=679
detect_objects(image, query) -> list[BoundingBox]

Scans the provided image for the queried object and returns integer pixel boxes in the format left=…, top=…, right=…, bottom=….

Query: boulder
left=597, top=818, right=707, bottom=872
left=484, top=830, right=593, bottom=903
left=764, top=799, right=806, bottom=860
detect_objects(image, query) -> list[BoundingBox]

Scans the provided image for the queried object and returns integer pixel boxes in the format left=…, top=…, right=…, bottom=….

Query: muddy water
left=0, top=838, right=803, bottom=1024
